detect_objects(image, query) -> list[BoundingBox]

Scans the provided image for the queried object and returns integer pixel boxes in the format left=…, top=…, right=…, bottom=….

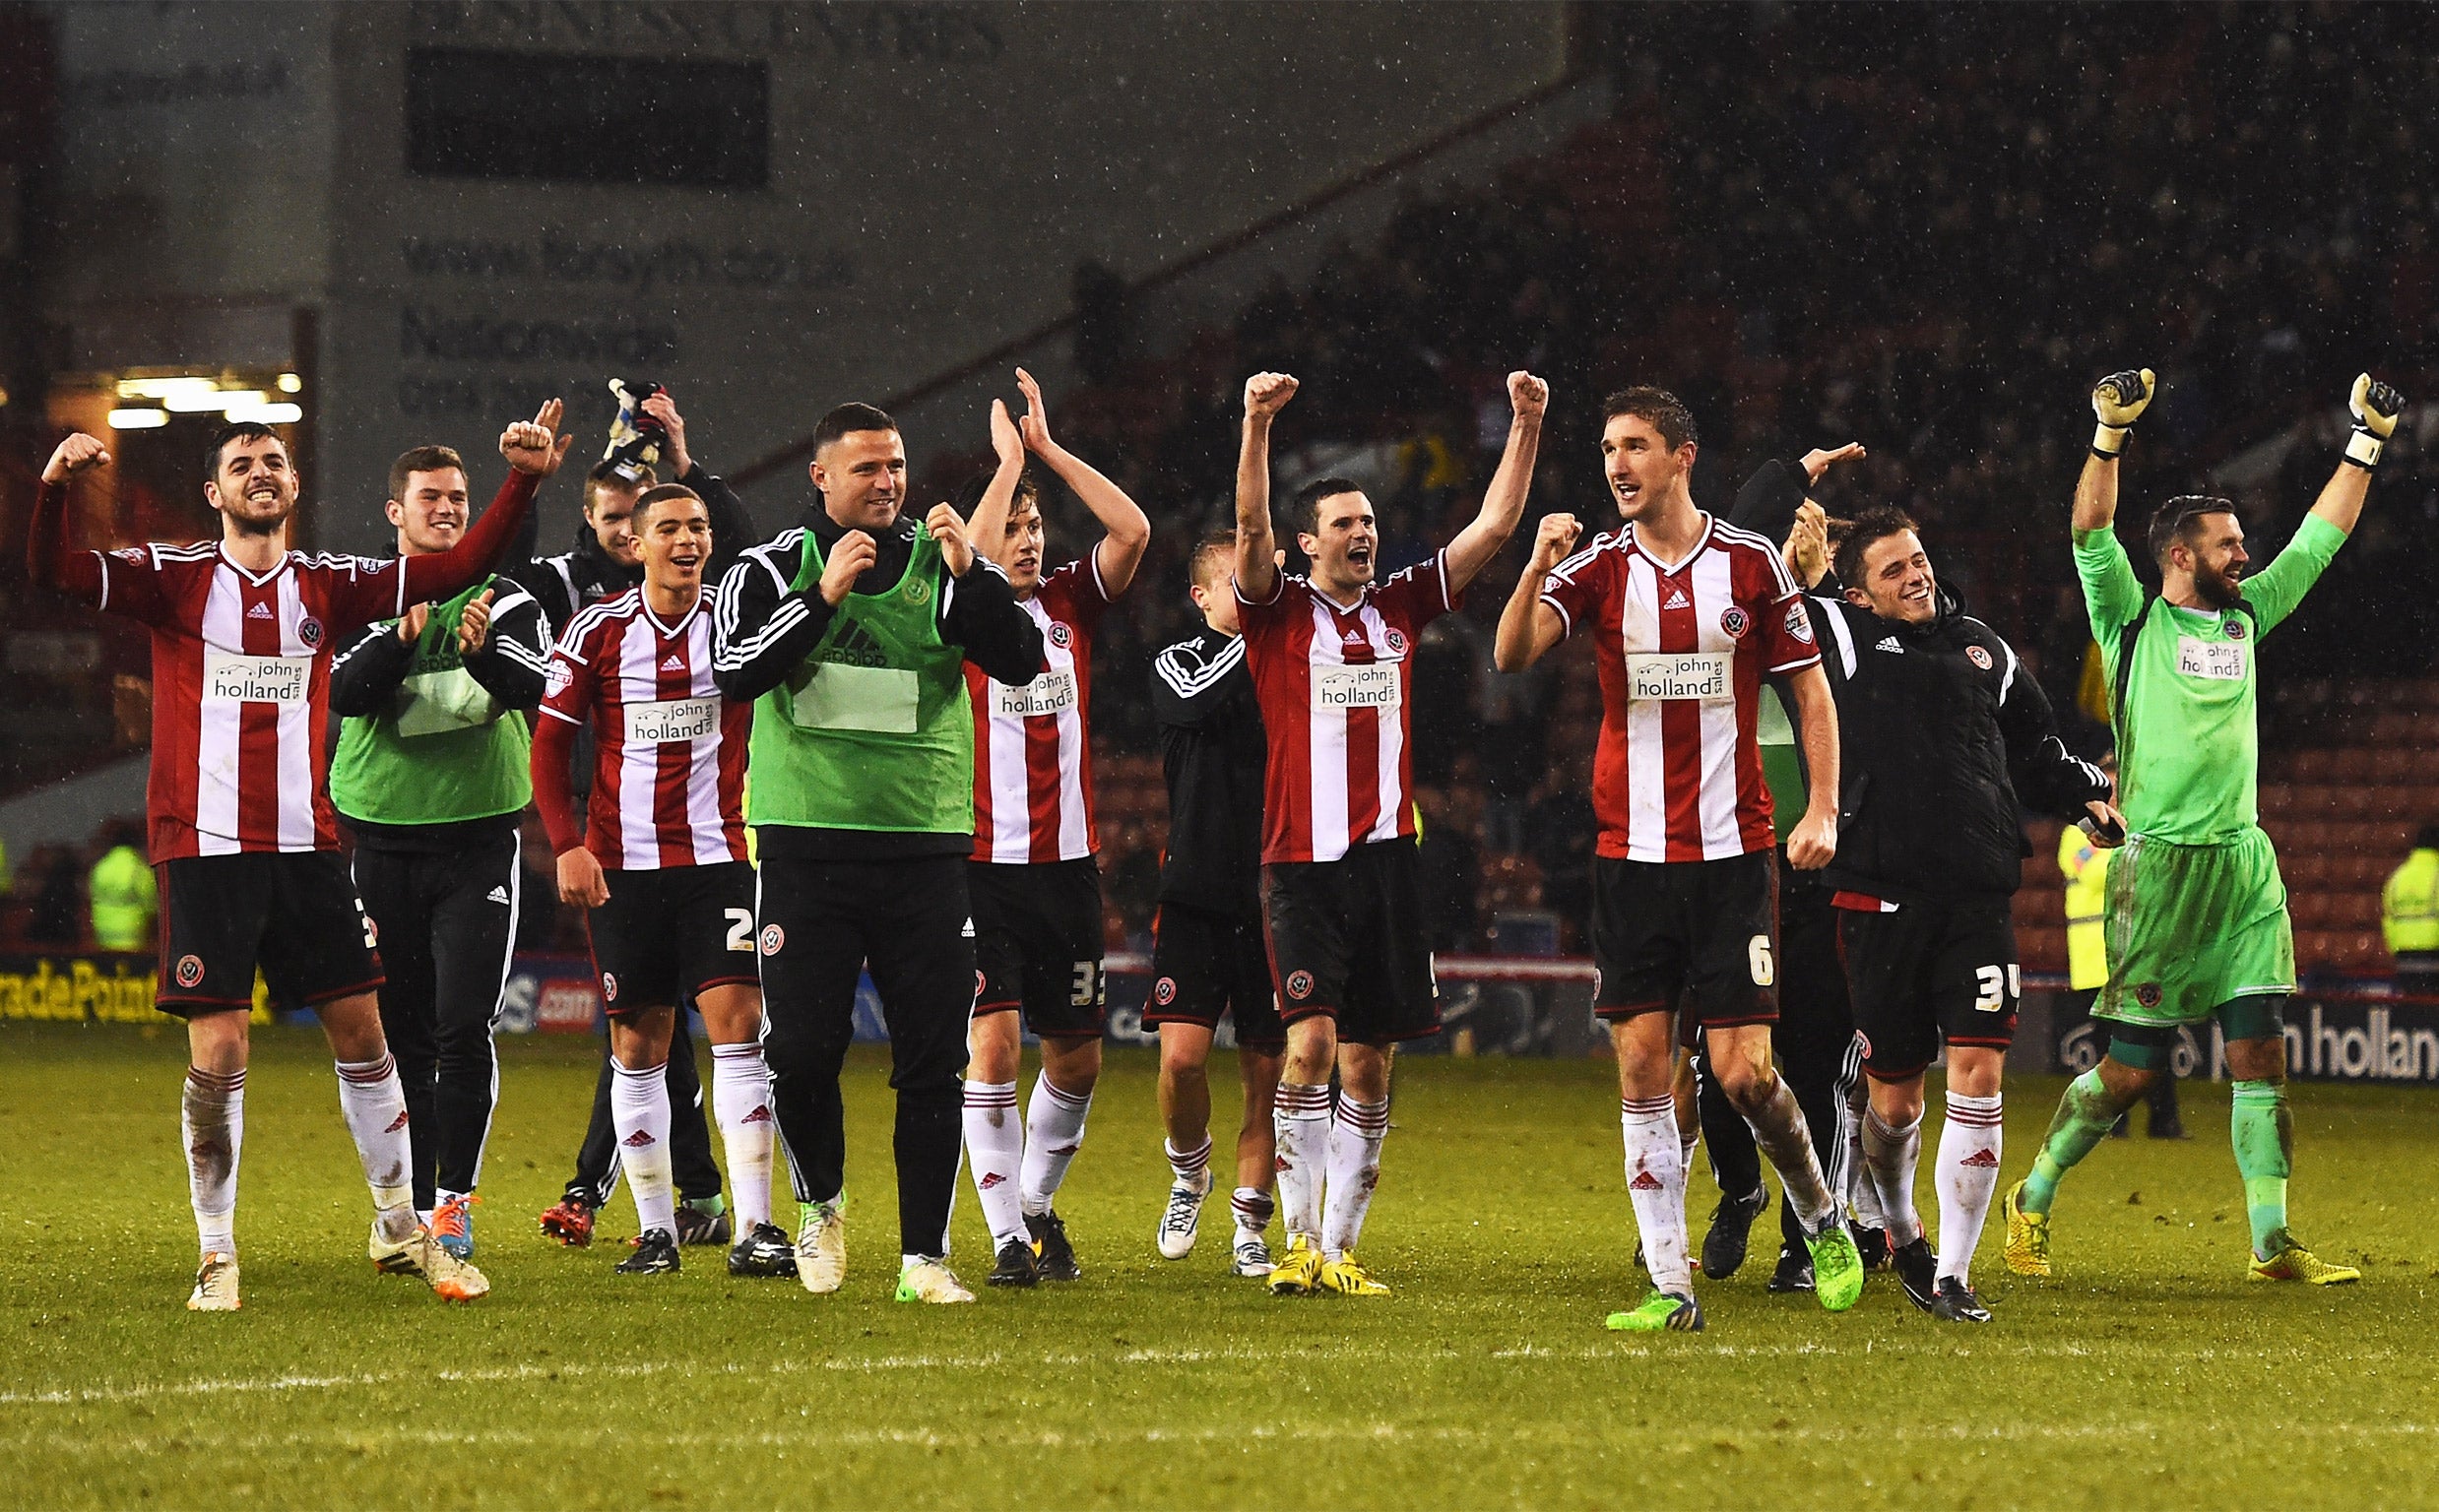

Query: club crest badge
left=1719, top=606, right=1750, bottom=639
left=174, top=955, right=205, bottom=988
left=1286, top=970, right=1314, bottom=1000
left=1966, top=645, right=1993, bottom=669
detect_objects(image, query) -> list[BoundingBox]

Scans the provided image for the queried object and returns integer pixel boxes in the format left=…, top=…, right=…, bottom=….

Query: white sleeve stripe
left=1767, top=653, right=1823, bottom=673
left=1813, top=597, right=1857, bottom=677
left=1233, top=572, right=1285, bottom=607
left=1086, top=549, right=1112, bottom=603
left=1538, top=594, right=1574, bottom=639
left=1156, top=638, right=1245, bottom=697
left=488, top=588, right=536, bottom=615
left=1436, top=549, right=1451, bottom=611
left=1997, top=637, right=2020, bottom=704
left=713, top=595, right=810, bottom=670
left=96, top=553, right=111, bottom=612
left=537, top=705, right=582, bottom=725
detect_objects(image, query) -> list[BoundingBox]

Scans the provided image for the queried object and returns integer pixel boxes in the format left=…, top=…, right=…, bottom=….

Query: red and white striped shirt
left=968, top=556, right=1112, bottom=864
left=1237, top=550, right=1455, bottom=865
left=87, top=543, right=420, bottom=860
left=539, top=586, right=748, bottom=869
left=1540, top=515, right=1817, bottom=863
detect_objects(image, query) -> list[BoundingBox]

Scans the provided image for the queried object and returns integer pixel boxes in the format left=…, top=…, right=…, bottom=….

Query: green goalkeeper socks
left=2020, top=1069, right=2119, bottom=1215
left=2229, top=1079, right=2292, bottom=1257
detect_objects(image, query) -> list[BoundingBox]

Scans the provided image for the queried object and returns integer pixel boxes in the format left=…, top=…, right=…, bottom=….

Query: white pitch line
left=0, top=1338, right=2404, bottom=1409
left=6, top=1418, right=2437, bottom=1460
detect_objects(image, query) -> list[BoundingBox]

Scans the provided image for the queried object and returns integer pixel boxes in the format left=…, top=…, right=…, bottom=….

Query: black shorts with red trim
left=967, top=857, right=1107, bottom=1039
left=1833, top=893, right=2020, bottom=1078
left=587, top=860, right=759, bottom=1017
left=1260, top=838, right=1440, bottom=1045
left=1590, top=850, right=1778, bottom=1029
left=1145, top=902, right=1283, bottom=1047
left=157, top=850, right=383, bottom=1017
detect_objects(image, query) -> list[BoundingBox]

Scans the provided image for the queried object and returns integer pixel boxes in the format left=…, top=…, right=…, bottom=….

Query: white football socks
left=182, top=1065, right=244, bottom=1258
left=1621, top=1094, right=1692, bottom=1295
left=708, top=1042, right=776, bottom=1229
left=1860, top=1105, right=1925, bottom=1248
left=1019, top=1073, right=1093, bottom=1217
left=962, top=1079, right=1027, bottom=1248
left=610, top=1060, right=676, bottom=1240
left=1231, top=1186, right=1275, bottom=1244
left=334, top=1054, right=417, bottom=1243
left=1272, top=1082, right=1331, bottom=1241
left=1165, top=1133, right=1214, bottom=1191
left=1936, top=1093, right=2005, bottom=1283
left=1320, top=1096, right=1388, bottom=1260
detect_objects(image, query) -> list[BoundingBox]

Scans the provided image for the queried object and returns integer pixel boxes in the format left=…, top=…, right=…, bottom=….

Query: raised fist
left=1528, top=512, right=1580, bottom=569
left=1508, top=370, right=1549, bottom=423
left=2346, top=373, right=2407, bottom=471
left=41, top=433, right=111, bottom=484
left=1244, top=372, right=1299, bottom=420
left=2090, top=369, right=2154, bottom=458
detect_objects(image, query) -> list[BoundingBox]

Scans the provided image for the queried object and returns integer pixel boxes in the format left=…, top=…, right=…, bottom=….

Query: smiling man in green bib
left=2005, top=366, right=2405, bottom=1287
left=714, top=401, right=1045, bottom=1304
left=329, top=443, right=556, bottom=1257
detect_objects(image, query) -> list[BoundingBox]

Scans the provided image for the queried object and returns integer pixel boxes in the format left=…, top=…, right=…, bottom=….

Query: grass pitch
left=5, top=1023, right=2437, bottom=1509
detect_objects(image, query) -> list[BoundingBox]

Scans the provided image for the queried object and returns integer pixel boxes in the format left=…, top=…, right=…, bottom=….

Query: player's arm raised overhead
left=2070, top=368, right=2154, bottom=645
left=1233, top=371, right=1297, bottom=604
left=398, top=400, right=574, bottom=608
left=1493, top=511, right=1578, bottom=671
left=28, top=432, right=115, bottom=602
left=960, top=397, right=1028, bottom=573
left=2072, top=367, right=2152, bottom=536
left=1442, top=370, right=1548, bottom=595
left=1015, top=366, right=1150, bottom=597
left=2247, top=373, right=2406, bottom=636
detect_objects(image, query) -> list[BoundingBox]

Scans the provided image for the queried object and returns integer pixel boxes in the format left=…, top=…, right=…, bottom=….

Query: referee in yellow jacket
left=2381, top=824, right=2439, bottom=994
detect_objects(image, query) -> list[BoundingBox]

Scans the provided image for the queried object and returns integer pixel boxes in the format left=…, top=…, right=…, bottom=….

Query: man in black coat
left=1803, top=503, right=2117, bottom=1324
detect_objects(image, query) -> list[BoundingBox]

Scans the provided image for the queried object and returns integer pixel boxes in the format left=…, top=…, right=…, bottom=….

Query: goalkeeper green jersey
left=2074, top=513, right=2344, bottom=846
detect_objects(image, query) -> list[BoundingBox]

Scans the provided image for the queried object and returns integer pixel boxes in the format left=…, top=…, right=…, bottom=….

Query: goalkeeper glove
left=2344, top=373, right=2406, bottom=472
left=2089, top=368, right=2155, bottom=459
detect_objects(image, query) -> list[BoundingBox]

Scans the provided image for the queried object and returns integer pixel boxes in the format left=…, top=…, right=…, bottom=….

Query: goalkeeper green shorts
left=2096, top=826, right=2294, bottom=1029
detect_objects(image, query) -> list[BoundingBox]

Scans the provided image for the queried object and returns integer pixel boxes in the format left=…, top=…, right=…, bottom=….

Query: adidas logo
left=384, top=1110, right=412, bottom=1133
left=660, top=653, right=684, bottom=671
left=742, top=1106, right=773, bottom=1124
left=979, top=1171, right=1007, bottom=1190
left=1875, top=636, right=1904, bottom=654
left=817, top=619, right=891, bottom=669
left=1629, top=1169, right=1663, bottom=1191
left=485, top=885, right=509, bottom=905
left=621, top=1130, right=656, bottom=1148
left=1047, top=1144, right=1080, bottom=1157
left=247, top=601, right=273, bottom=619
left=1663, top=589, right=1691, bottom=610
left=1961, top=1148, right=2002, bottom=1168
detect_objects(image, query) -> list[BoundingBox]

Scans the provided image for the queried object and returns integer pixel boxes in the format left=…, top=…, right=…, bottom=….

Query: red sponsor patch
left=1785, top=602, right=1816, bottom=645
